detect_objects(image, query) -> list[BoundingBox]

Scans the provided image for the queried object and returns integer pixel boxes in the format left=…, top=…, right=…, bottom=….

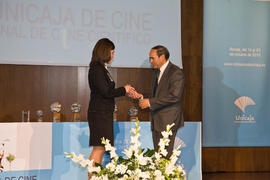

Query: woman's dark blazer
left=88, top=62, right=126, bottom=113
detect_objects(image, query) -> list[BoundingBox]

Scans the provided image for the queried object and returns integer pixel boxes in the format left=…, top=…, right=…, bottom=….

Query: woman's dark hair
left=151, top=45, right=170, bottom=60
left=90, top=38, right=115, bottom=66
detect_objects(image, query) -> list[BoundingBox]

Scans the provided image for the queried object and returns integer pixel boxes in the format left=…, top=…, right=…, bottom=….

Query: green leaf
left=95, top=162, right=104, bottom=169
left=144, top=148, right=155, bottom=157
left=118, top=156, right=129, bottom=164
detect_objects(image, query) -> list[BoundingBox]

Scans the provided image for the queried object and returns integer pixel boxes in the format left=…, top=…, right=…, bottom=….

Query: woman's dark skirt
left=88, top=111, right=114, bottom=146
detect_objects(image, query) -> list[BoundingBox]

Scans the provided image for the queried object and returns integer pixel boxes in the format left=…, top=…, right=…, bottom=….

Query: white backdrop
left=0, top=0, right=182, bottom=68
left=0, top=123, right=52, bottom=171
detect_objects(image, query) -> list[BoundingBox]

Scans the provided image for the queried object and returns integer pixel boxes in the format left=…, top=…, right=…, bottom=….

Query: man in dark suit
left=139, top=45, right=185, bottom=159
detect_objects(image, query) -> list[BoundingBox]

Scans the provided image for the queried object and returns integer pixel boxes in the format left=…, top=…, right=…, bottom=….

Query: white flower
left=65, top=121, right=186, bottom=180
left=127, top=170, right=132, bottom=176
left=154, top=170, right=162, bottom=176
left=164, top=138, right=170, bottom=146
left=149, top=162, right=156, bottom=170
left=109, top=148, right=118, bottom=160
left=105, top=162, right=116, bottom=171
left=131, top=128, right=137, bottom=134
left=92, top=166, right=101, bottom=173
left=177, top=165, right=185, bottom=174
left=134, top=168, right=142, bottom=176
left=131, top=135, right=139, bottom=144
left=132, top=141, right=142, bottom=151
left=115, top=164, right=127, bottom=174
left=139, top=171, right=150, bottom=179
left=123, top=148, right=133, bottom=158
left=136, top=153, right=148, bottom=166
left=123, top=175, right=129, bottom=179
left=133, top=141, right=141, bottom=149
left=118, top=177, right=126, bottom=180
left=173, top=148, right=181, bottom=157
left=105, top=139, right=110, bottom=144
left=161, top=131, right=172, bottom=139
left=166, top=123, right=175, bottom=131
left=100, top=175, right=109, bottom=180
left=169, top=147, right=182, bottom=165
left=158, top=140, right=165, bottom=149
left=117, top=175, right=129, bottom=180
left=165, top=163, right=175, bottom=176
left=170, top=156, right=178, bottom=165
left=155, top=152, right=161, bottom=161
left=104, top=144, right=113, bottom=151
left=71, top=153, right=84, bottom=163
left=155, top=175, right=165, bottom=180
left=154, top=170, right=165, bottom=180
left=80, top=159, right=92, bottom=168
left=160, top=148, right=168, bottom=157
left=102, top=138, right=119, bottom=161
left=90, top=175, right=101, bottom=180
left=88, top=165, right=101, bottom=173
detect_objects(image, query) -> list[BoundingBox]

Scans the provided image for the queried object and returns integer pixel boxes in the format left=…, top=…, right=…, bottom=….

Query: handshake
left=124, top=85, right=150, bottom=109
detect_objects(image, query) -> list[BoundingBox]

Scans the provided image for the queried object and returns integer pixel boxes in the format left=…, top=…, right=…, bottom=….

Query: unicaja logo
left=234, top=96, right=256, bottom=123
left=234, top=96, right=255, bottom=113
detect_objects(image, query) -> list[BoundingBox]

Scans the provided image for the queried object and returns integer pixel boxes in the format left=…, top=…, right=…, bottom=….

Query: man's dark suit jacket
left=88, top=62, right=126, bottom=113
left=149, top=61, right=185, bottom=132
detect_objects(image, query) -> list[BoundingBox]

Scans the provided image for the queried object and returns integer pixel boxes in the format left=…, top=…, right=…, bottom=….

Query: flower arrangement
left=65, top=120, right=186, bottom=180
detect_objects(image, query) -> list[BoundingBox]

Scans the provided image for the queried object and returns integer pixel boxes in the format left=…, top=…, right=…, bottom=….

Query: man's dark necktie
left=153, top=69, right=160, bottom=97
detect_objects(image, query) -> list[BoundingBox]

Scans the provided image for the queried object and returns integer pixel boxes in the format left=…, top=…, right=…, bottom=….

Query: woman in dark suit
left=88, top=38, right=133, bottom=167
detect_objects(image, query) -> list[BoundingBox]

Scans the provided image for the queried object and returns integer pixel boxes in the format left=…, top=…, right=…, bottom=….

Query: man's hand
left=127, top=89, right=143, bottom=99
left=139, top=98, right=150, bottom=109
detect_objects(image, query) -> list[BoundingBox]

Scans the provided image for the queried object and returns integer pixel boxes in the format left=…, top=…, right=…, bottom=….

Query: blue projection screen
left=0, top=0, right=182, bottom=68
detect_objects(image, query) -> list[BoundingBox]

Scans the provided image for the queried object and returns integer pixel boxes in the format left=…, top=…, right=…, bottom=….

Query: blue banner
left=0, top=122, right=201, bottom=180
left=203, top=0, right=270, bottom=147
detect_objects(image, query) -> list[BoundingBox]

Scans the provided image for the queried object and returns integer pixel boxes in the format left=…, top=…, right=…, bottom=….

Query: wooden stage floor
left=203, top=172, right=270, bottom=180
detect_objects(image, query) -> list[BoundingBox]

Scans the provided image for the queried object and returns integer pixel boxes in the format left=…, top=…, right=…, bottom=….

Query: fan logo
left=234, top=96, right=256, bottom=123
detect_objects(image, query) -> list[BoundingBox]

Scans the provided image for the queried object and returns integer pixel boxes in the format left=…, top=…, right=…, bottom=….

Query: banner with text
left=203, top=0, right=270, bottom=147
left=0, top=0, right=182, bottom=68
left=0, top=122, right=201, bottom=180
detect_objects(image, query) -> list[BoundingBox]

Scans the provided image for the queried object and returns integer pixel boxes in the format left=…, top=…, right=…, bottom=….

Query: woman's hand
left=124, top=84, right=135, bottom=94
left=125, top=85, right=142, bottom=99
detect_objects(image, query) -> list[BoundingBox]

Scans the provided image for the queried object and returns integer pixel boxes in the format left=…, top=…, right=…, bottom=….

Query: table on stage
left=0, top=122, right=201, bottom=180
